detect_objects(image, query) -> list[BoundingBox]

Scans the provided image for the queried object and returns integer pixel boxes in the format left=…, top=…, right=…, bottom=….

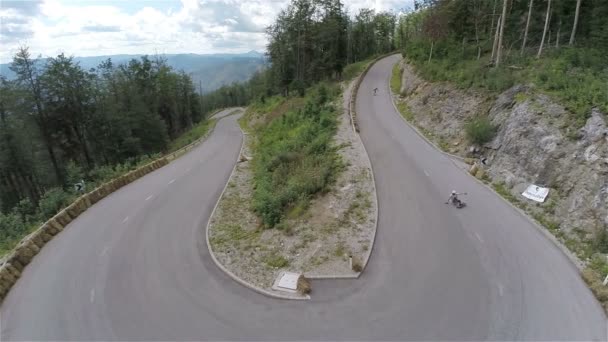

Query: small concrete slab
left=272, top=271, right=300, bottom=293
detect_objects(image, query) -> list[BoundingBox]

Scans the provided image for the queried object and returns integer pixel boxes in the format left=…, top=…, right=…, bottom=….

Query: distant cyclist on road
left=373, top=87, right=378, bottom=95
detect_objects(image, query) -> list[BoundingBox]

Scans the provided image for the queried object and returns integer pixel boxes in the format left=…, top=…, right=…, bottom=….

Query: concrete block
left=97, top=186, right=108, bottom=198
left=0, top=268, right=17, bottom=284
left=87, top=191, right=99, bottom=205
left=5, top=263, right=21, bottom=278
left=30, top=233, right=46, bottom=249
left=0, top=277, right=11, bottom=293
left=48, top=218, right=64, bottom=232
left=54, top=211, right=69, bottom=226
left=106, top=181, right=117, bottom=192
left=82, top=195, right=92, bottom=208
left=39, top=231, right=53, bottom=243
left=78, top=198, right=88, bottom=212
left=6, top=255, right=24, bottom=272
left=21, top=238, right=40, bottom=254
left=14, top=243, right=36, bottom=266
left=43, top=222, right=59, bottom=236
left=66, top=205, right=80, bottom=220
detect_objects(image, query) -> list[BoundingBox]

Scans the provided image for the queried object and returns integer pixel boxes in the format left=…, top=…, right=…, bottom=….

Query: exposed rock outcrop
left=397, top=59, right=608, bottom=237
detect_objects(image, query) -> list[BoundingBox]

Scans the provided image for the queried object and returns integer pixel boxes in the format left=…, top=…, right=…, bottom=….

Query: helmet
left=452, top=190, right=456, bottom=195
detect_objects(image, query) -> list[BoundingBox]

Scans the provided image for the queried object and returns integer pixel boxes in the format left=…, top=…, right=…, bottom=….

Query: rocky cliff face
left=398, top=60, right=608, bottom=241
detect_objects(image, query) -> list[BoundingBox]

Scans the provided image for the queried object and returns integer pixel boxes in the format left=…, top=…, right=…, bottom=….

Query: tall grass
left=168, top=118, right=217, bottom=152
left=343, top=57, right=376, bottom=81
left=390, top=63, right=402, bottom=94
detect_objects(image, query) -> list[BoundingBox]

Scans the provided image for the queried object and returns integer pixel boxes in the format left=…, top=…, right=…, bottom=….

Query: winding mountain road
left=1, top=56, right=606, bottom=341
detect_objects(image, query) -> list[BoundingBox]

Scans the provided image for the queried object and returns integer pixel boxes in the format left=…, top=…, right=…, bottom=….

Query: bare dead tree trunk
left=496, top=0, right=508, bottom=66
left=521, top=0, right=534, bottom=55
left=547, top=10, right=553, bottom=46
left=555, top=20, right=561, bottom=48
left=491, top=15, right=501, bottom=63
left=462, top=36, right=466, bottom=56
left=490, top=0, right=498, bottom=43
left=428, top=41, right=434, bottom=63
left=569, top=0, right=582, bottom=45
left=475, top=19, right=482, bottom=59
left=537, top=0, right=551, bottom=58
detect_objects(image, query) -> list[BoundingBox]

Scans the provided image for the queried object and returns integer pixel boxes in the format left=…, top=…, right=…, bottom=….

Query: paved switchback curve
left=1, top=60, right=606, bottom=341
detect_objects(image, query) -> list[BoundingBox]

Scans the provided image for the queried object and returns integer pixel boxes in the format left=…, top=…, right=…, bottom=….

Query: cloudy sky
left=0, top=0, right=413, bottom=63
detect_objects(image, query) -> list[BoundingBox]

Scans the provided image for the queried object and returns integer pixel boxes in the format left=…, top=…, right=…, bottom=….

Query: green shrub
left=264, top=252, right=289, bottom=268
left=249, top=95, right=285, bottom=115
left=465, top=116, right=496, bottom=145
left=38, top=188, right=74, bottom=219
left=168, top=118, right=217, bottom=152
left=390, top=63, right=402, bottom=94
left=594, top=228, right=608, bottom=254
left=66, top=161, right=85, bottom=186
left=0, top=212, right=31, bottom=254
left=13, top=198, right=36, bottom=222
left=342, top=58, right=375, bottom=81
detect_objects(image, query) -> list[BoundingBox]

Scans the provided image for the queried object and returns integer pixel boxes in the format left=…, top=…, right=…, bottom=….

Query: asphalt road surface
left=1, top=58, right=606, bottom=341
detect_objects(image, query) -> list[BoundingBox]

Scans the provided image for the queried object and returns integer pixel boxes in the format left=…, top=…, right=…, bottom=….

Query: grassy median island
left=208, top=80, right=377, bottom=295
left=253, top=84, right=343, bottom=228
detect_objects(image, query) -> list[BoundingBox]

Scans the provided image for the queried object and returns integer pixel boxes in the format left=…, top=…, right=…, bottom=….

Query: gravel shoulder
left=207, top=81, right=377, bottom=295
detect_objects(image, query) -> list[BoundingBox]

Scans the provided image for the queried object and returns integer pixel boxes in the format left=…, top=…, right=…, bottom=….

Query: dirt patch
left=208, top=82, right=377, bottom=293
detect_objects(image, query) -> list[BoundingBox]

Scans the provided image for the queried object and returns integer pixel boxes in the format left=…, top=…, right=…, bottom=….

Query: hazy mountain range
left=0, top=51, right=266, bottom=93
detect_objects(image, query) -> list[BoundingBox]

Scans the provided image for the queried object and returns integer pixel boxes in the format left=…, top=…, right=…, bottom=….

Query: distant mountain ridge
left=0, top=51, right=266, bottom=93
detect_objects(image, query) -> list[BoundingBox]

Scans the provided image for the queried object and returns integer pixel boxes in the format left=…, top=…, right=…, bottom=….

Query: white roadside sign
left=522, top=184, right=550, bottom=203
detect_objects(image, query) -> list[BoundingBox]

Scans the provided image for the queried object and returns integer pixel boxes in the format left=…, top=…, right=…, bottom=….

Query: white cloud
left=0, top=0, right=412, bottom=63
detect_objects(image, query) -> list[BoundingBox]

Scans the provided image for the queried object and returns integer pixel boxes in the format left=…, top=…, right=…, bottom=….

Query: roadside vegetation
left=390, top=63, right=402, bottom=94
left=168, top=118, right=218, bottom=152
left=252, top=84, right=342, bottom=228
left=394, top=0, right=608, bottom=309
left=343, top=58, right=375, bottom=81
left=396, top=1, right=608, bottom=127
left=465, top=117, right=496, bottom=145
left=0, top=153, right=160, bottom=255
left=0, top=109, right=224, bottom=256
left=405, top=45, right=606, bottom=127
